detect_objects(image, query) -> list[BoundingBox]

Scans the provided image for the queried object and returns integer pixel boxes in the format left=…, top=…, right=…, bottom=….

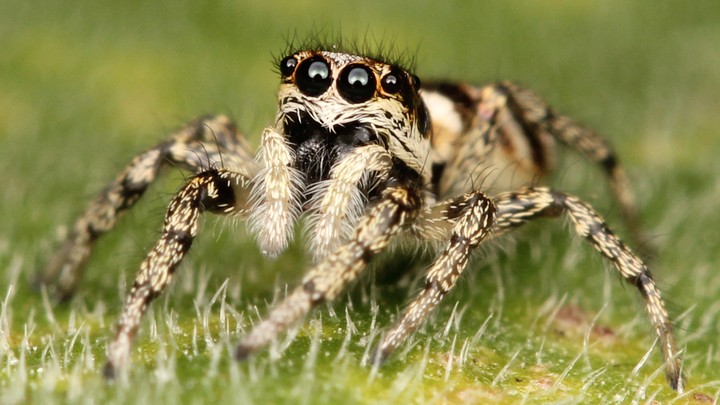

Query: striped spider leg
left=104, top=167, right=248, bottom=378
left=489, top=187, right=683, bottom=391
left=42, top=47, right=682, bottom=391
left=39, top=116, right=258, bottom=300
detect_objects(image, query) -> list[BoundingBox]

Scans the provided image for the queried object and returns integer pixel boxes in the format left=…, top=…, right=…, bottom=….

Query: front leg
left=373, top=191, right=496, bottom=363
left=235, top=185, right=422, bottom=359
left=104, top=169, right=247, bottom=379
left=248, top=127, right=305, bottom=257
left=39, top=116, right=257, bottom=300
left=306, top=144, right=393, bottom=261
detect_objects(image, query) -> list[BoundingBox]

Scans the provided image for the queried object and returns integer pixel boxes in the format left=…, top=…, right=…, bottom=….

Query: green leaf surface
left=1, top=1, right=719, bottom=403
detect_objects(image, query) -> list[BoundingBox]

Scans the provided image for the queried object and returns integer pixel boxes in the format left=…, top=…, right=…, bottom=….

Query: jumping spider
left=40, top=48, right=683, bottom=391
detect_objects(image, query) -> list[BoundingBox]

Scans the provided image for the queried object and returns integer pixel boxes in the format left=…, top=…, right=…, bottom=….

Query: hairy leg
left=306, top=144, right=392, bottom=261
left=40, top=116, right=257, bottom=299
left=373, top=191, right=496, bottom=362
left=248, top=126, right=305, bottom=257
left=104, top=169, right=247, bottom=379
left=492, top=186, right=683, bottom=391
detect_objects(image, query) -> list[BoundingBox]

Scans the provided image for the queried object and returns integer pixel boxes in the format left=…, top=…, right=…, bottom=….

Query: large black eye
left=338, top=64, right=376, bottom=103
left=279, top=55, right=297, bottom=77
left=381, top=70, right=403, bottom=94
left=295, top=56, right=332, bottom=97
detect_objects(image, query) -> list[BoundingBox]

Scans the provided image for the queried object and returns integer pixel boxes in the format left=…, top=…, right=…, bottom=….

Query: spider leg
left=235, top=185, right=422, bottom=359
left=492, top=186, right=683, bottom=392
left=373, top=191, right=496, bottom=363
left=39, top=115, right=257, bottom=300
left=103, top=168, right=247, bottom=379
left=248, top=127, right=305, bottom=257
left=306, top=144, right=393, bottom=261
left=492, top=82, right=644, bottom=249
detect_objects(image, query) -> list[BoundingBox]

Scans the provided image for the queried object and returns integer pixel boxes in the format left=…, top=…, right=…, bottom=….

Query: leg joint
left=197, top=170, right=237, bottom=213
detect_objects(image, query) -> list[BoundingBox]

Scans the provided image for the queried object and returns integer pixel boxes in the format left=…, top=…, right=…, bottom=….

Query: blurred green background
left=1, top=0, right=719, bottom=403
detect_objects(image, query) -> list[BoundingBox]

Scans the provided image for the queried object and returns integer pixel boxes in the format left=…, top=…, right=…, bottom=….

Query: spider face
left=276, top=50, right=431, bottom=185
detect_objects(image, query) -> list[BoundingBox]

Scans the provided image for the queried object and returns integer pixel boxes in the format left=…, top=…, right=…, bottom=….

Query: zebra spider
left=40, top=48, right=683, bottom=391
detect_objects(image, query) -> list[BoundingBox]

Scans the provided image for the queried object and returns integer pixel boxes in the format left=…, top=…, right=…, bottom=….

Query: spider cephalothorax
left=280, top=51, right=429, bottom=182
left=40, top=47, right=684, bottom=391
left=251, top=50, right=432, bottom=260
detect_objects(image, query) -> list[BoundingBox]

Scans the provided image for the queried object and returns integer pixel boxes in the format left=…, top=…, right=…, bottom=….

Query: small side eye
left=280, top=56, right=297, bottom=77
left=296, top=56, right=332, bottom=97
left=417, top=101, right=431, bottom=137
left=411, top=74, right=422, bottom=89
left=338, top=65, right=376, bottom=103
left=381, top=71, right=403, bottom=94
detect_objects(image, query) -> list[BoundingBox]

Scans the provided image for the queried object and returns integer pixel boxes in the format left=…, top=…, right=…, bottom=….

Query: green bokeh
left=1, top=1, right=719, bottom=403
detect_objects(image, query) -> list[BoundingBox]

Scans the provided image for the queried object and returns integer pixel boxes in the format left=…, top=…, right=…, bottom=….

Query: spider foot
left=103, top=335, right=131, bottom=381
left=234, top=342, right=256, bottom=361
left=235, top=287, right=314, bottom=361
left=365, top=343, right=392, bottom=368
